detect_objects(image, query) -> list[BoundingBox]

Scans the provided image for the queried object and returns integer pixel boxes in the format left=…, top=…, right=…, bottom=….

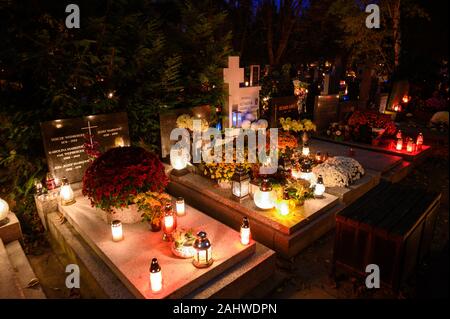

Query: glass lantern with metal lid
left=231, top=166, right=250, bottom=202
left=301, top=142, right=310, bottom=157
left=60, top=177, right=76, bottom=206
left=314, top=175, right=326, bottom=198
left=253, top=178, right=276, bottom=210
left=192, top=231, right=214, bottom=268
left=299, top=158, right=314, bottom=182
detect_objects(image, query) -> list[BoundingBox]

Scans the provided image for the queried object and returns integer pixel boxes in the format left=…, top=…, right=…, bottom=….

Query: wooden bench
left=331, top=182, right=441, bottom=291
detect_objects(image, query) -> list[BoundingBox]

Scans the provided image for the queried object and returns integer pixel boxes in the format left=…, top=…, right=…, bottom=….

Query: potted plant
left=134, top=192, right=172, bottom=231
left=171, top=228, right=196, bottom=258
left=82, top=146, right=169, bottom=224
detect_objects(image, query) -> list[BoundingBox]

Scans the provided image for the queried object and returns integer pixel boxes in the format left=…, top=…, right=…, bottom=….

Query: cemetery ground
left=26, top=124, right=449, bottom=299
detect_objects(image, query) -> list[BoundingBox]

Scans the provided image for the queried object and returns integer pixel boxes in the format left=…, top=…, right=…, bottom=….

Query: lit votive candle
left=240, top=217, right=251, bottom=245
left=175, top=197, right=185, bottom=216
left=396, top=138, right=403, bottom=151
left=111, top=220, right=123, bottom=242
left=149, top=258, right=162, bottom=293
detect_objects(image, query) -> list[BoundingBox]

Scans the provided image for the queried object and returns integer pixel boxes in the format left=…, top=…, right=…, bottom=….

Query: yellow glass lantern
left=276, top=190, right=290, bottom=216
left=60, top=177, right=76, bottom=206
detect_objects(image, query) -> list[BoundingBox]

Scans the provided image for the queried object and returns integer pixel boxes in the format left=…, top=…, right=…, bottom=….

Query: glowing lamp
left=302, top=143, right=310, bottom=157
left=240, top=217, right=251, bottom=246
left=402, top=95, right=410, bottom=104
left=299, top=159, right=314, bottom=182
left=193, top=231, right=213, bottom=268
left=111, top=220, right=124, bottom=242
left=396, top=138, right=403, bottom=151
left=149, top=258, right=162, bottom=293
left=232, top=111, right=243, bottom=128
left=253, top=179, right=276, bottom=210
left=416, top=133, right=424, bottom=150
left=0, top=198, right=10, bottom=226
left=162, top=203, right=177, bottom=241
left=276, top=190, right=290, bottom=216
left=231, top=166, right=250, bottom=202
left=406, top=138, right=415, bottom=153
left=315, top=151, right=322, bottom=163
left=314, top=176, right=326, bottom=198
left=396, top=130, right=402, bottom=139
left=170, top=148, right=189, bottom=176
left=60, top=177, right=75, bottom=206
left=393, top=105, right=402, bottom=112
left=175, top=197, right=185, bottom=216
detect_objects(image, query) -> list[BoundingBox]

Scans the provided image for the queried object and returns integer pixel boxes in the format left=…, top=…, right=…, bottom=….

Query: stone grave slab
left=168, top=172, right=341, bottom=257
left=58, top=195, right=256, bottom=299
left=313, top=135, right=432, bottom=166
left=309, top=138, right=404, bottom=174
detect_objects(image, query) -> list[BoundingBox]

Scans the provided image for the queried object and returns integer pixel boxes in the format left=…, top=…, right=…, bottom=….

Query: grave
left=167, top=171, right=344, bottom=258
left=313, top=135, right=432, bottom=166
left=313, top=95, right=340, bottom=131
left=55, top=193, right=276, bottom=299
left=308, top=138, right=410, bottom=182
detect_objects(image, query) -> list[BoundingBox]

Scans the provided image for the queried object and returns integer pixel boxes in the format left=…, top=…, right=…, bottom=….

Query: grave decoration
left=240, top=217, right=251, bottom=245
left=390, top=130, right=425, bottom=154
left=312, top=156, right=365, bottom=188
left=134, top=192, right=172, bottom=232
left=171, top=228, right=196, bottom=258
left=82, top=146, right=168, bottom=223
left=326, top=111, right=397, bottom=145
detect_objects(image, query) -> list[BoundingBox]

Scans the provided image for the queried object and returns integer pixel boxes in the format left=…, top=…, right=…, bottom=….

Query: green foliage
left=0, top=0, right=232, bottom=246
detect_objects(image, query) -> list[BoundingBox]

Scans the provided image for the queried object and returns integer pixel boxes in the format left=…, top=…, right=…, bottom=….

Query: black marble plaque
left=269, top=96, right=299, bottom=127
left=40, top=112, right=130, bottom=183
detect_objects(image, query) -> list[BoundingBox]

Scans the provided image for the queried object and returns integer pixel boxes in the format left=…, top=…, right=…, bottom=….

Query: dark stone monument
left=40, top=112, right=130, bottom=183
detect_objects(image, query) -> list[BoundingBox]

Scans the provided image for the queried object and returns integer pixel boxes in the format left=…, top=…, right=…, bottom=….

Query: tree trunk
left=392, top=0, right=401, bottom=69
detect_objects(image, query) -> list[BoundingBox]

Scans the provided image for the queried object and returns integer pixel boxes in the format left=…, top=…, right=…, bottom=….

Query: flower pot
left=97, top=204, right=142, bottom=224
left=148, top=220, right=161, bottom=232
left=217, top=180, right=231, bottom=189
left=171, top=242, right=196, bottom=258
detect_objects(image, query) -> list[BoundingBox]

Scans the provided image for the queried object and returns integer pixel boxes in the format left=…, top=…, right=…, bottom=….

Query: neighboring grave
left=40, top=112, right=130, bottom=183
left=223, top=56, right=261, bottom=128
left=313, top=95, right=340, bottom=131
left=268, top=96, right=298, bottom=128
left=159, top=105, right=212, bottom=159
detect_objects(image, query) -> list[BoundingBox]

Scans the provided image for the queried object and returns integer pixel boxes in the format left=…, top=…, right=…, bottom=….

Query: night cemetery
left=0, top=0, right=448, bottom=307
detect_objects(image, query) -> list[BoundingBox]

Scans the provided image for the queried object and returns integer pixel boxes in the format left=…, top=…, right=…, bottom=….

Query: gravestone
left=159, top=105, right=213, bottom=159
left=40, top=112, right=130, bottom=183
left=223, top=56, right=261, bottom=128
left=268, top=96, right=298, bottom=128
left=313, top=95, right=340, bottom=131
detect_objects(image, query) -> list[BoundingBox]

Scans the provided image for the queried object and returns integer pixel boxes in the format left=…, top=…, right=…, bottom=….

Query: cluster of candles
left=38, top=173, right=76, bottom=206
left=395, top=131, right=424, bottom=153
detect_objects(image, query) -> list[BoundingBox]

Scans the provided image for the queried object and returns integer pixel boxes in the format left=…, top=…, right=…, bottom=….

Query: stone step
left=5, top=240, right=46, bottom=299
left=381, top=160, right=412, bottom=183
left=0, top=212, right=23, bottom=244
left=0, top=238, right=23, bottom=299
left=187, top=242, right=277, bottom=299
